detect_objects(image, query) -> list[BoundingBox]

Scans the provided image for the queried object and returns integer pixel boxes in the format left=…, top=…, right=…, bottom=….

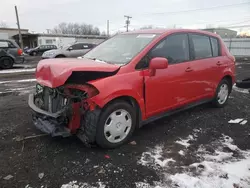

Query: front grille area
left=34, top=85, right=67, bottom=113
left=34, top=84, right=88, bottom=114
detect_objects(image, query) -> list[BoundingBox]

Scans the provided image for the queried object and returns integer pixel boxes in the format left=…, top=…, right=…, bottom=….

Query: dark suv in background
left=27, top=45, right=57, bottom=56
left=0, top=39, right=24, bottom=69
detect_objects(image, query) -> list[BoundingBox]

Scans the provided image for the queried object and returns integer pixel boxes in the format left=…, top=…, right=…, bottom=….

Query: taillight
left=17, top=49, right=23, bottom=56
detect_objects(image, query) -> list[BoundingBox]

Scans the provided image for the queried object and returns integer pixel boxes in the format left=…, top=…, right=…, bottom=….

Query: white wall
left=37, top=36, right=76, bottom=48
left=0, top=33, right=9, bottom=39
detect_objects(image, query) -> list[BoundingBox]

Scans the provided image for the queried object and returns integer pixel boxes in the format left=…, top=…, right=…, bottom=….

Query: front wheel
left=212, top=79, right=231, bottom=108
left=96, top=101, right=136, bottom=148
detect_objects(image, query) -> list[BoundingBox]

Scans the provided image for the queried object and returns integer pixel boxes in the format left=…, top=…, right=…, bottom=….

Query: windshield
left=83, top=34, right=159, bottom=65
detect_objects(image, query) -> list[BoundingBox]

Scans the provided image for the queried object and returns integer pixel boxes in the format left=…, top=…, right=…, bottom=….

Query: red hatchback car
left=29, top=29, right=235, bottom=148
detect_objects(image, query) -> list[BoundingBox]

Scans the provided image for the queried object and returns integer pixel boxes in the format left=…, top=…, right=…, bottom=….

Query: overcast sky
left=0, top=0, right=250, bottom=33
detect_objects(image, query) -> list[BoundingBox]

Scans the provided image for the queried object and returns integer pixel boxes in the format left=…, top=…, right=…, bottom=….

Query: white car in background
left=42, top=42, right=97, bottom=59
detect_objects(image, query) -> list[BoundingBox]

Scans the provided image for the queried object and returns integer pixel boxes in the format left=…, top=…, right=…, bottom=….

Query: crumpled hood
left=36, top=58, right=120, bottom=88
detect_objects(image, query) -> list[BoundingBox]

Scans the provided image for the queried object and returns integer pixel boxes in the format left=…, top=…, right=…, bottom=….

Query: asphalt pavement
left=0, top=59, right=250, bottom=188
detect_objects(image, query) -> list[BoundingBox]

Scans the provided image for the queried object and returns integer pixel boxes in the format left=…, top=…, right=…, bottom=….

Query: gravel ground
left=0, top=61, right=249, bottom=188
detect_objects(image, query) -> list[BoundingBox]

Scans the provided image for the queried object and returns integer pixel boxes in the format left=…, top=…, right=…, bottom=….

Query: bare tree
left=0, top=21, right=8, bottom=28
left=52, top=22, right=100, bottom=35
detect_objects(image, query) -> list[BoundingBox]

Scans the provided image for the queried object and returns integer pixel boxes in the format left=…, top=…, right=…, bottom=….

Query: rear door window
left=210, top=37, right=220, bottom=57
left=150, top=34, right=190, bottom=64
left=191, top=34, right=212, bottom=59
left=71, top=43, right=83, bottom=50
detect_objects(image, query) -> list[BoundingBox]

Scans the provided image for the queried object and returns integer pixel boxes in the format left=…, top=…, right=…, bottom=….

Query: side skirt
left=140, top=98, right=212, bottom=127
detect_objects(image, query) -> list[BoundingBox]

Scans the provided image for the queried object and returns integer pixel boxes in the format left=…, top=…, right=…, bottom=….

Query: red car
left=29, top=29, right=235, bottom=148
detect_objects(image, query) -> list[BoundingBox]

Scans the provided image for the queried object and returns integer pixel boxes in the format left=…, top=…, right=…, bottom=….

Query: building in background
left=202, top=28, right=237, bottom=38
left=0, top=27, right=29, bottom=39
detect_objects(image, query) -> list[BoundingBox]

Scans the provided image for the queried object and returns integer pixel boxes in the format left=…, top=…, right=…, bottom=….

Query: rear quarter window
left=210, top=37, right=220, bottom=57
left=191, top=34, right=212, bottom=59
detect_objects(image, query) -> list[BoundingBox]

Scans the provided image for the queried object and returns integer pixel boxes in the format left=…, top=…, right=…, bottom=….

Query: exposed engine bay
left=29, top=82, right=100, bottom=141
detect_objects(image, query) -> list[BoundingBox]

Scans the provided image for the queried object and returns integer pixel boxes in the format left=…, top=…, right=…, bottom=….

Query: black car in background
left=27, top=45, right=57, bottom=56
left=0, top=39, right=24, bottom=69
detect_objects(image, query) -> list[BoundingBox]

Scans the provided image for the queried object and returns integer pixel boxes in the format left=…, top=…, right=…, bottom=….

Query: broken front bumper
left=28, top=94, right=71, bottom=137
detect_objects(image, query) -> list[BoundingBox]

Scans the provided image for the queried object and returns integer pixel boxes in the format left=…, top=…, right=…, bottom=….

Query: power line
left=143, top=2, right=250, bottom=15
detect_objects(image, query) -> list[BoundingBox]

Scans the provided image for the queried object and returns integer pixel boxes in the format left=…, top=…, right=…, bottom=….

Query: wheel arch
left=100, top=95, right=143, bottom=129
left=55, top=54, right=66, bottom=58
left=222, top=75, right=233, bottom=92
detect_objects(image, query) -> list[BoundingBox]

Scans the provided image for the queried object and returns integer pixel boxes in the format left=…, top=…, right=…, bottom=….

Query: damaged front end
left=29, top=83, right=100, bottom=138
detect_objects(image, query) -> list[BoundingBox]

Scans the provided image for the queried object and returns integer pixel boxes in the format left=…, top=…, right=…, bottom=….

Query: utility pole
left=107, top=20, right=109, bottom=37
left=124, top=15, right=132, bottom=32
left=15, top=5, right=23, bottom=50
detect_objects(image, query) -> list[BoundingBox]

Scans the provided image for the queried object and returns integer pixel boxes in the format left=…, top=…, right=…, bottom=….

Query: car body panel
left=35, top=58, right=120, bottom=88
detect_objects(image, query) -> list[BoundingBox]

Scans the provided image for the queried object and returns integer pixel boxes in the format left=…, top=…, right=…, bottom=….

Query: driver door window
left=150, top=34, right=190, bottom=64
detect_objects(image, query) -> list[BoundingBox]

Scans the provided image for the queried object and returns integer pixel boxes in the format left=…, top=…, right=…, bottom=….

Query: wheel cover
left=2, top=59, right=11, bottom=68
left=104, top=109, right=132, bottom=143
left=217, top=83, right=229, bottom=104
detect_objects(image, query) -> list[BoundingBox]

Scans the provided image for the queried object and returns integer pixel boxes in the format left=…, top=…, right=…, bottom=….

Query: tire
left=0, top=57, right=14, bottom=69
left=32, top=51, right=37, bottom=56
left=95, top=100, right=136, bottom=149
left=236, top=79, right=250, bottom=89
left=55, top=55, right=66, bottom=58
left=212, top=79, right=231, bottom=108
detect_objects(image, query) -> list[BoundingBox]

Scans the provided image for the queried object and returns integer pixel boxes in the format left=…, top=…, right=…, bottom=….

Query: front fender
left=88, top=71, right=146, bottom=119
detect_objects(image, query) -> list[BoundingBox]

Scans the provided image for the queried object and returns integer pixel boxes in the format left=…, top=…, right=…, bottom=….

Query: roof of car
left=122, top=29, right=220, bottom=38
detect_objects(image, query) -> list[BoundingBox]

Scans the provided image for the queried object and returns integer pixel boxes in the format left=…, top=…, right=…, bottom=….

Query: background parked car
left=27, top=45, right=57, bottom=56
left=42, top=42, right=96, bottom=59
left=0, top=39, right=24, bottom=69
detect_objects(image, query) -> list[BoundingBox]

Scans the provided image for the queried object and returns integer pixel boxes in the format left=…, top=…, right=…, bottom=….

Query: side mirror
left=68, top=46, right=73, bottom=51
left=149, top=57, right=168, bottom=70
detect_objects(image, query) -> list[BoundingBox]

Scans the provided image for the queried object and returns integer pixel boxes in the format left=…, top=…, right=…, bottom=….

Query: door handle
left=217, top=61, right=222, bottom=66
left=185, top=67, right=193, bottom=72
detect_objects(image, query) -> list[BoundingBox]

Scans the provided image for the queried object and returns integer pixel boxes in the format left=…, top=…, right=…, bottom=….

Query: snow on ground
left=138, top=145, right=175, bottom=170
left=61, top=181, right=106, bottom=188
left=0, top=79, right=36, bottom=84
left=233, top=85, right=249, bottom=94
left=0, top=68, right=35, bottom=74
left=175, top=134, right=196, bottom=148
left=137, top=131, right=250, bottom=188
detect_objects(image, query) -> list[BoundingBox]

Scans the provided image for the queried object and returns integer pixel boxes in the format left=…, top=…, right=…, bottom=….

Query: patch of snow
left=175, top=134, right=196, bottom=148
left=170, top=135, right=250, bottom=188
left=241, top=120, right=248, bottom=125
left=61, top=181, right=106, bottom=188
left=178, top=150, right=185, bottom=156
left=135, top=182, right=164, bottom=188
left=233, top=85, right=249, bottom=94
left=0, top=79, right=36, bottom=84
left=0, top=68, right=35, bottom=74
left=138, top=133, right=250, bottom=188
left=138, top=145, right=175, bottom=169
left=3, top=174, right=13, bottom=180
left=228, top=119, right=244, bottom=124
left=204, top=151, right=233, bottom=162
left=176, top=139, right=191, bottom=148
left=170, top=155, right=250, bottom=188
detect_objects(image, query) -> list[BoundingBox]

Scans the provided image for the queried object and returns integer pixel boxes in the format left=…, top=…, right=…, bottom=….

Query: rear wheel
left=96, top=101, right=136, bottom=148
left=0, top=57, right=14, bottom=69
left=212, top=79, right=231, bottom=108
